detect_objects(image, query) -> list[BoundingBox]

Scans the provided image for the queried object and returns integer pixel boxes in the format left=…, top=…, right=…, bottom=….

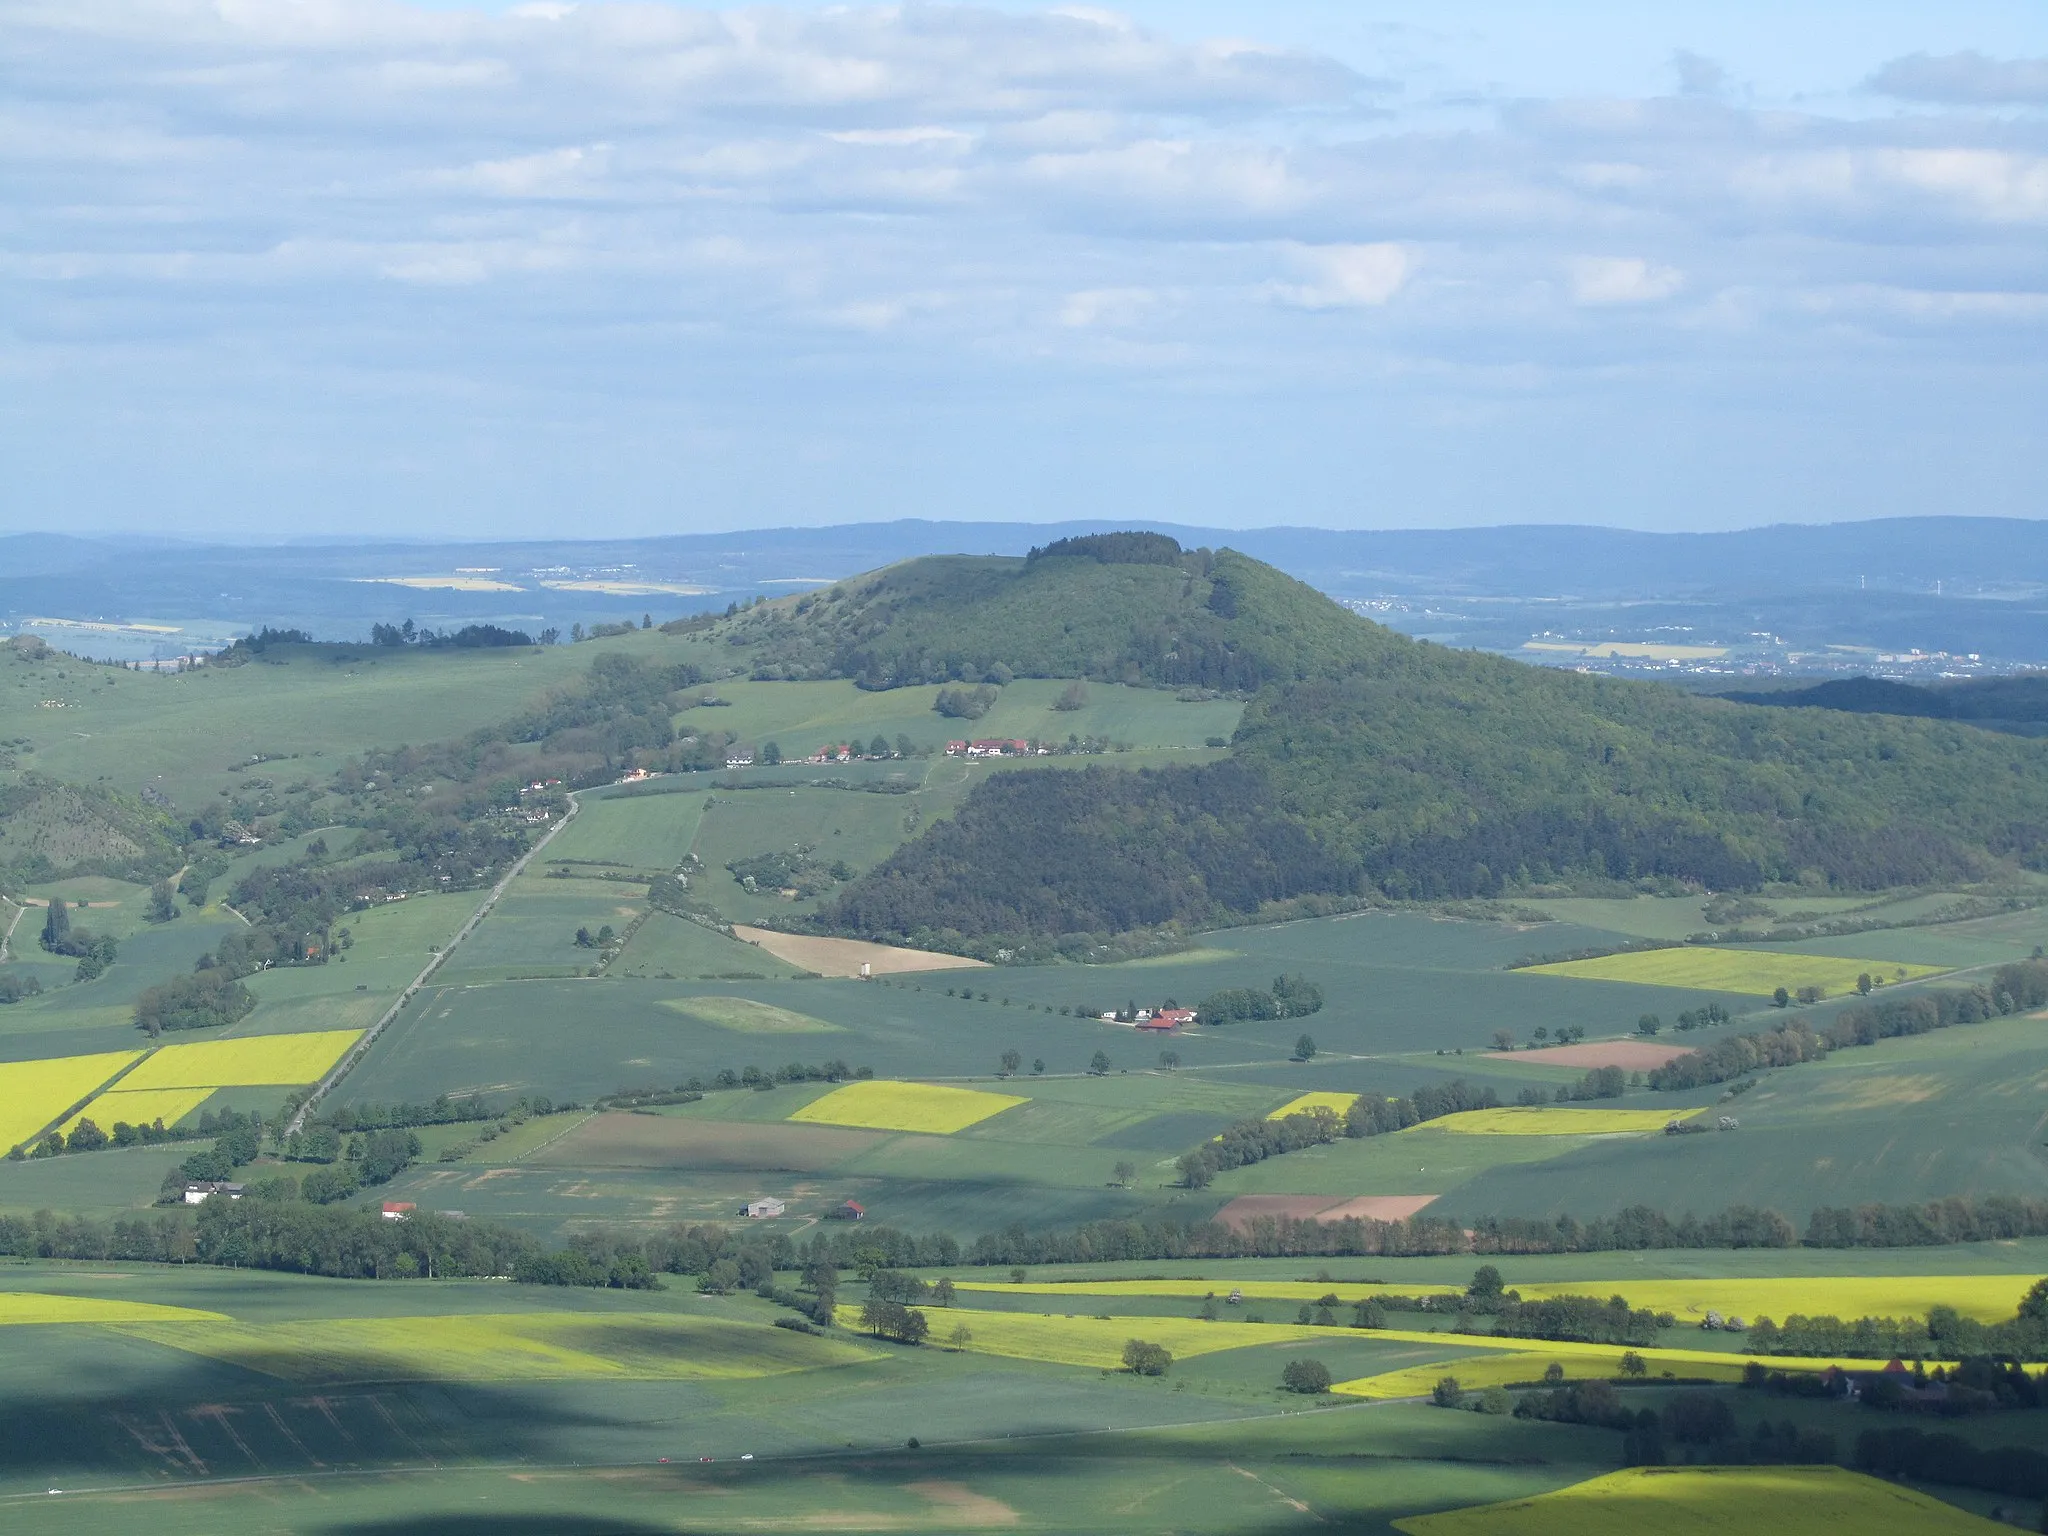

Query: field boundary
left=285, top=790, right=587, bottom=1135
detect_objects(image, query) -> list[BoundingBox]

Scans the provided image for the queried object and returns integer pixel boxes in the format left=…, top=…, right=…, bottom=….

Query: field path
left=0, top=898, right=24, bottom=963
left=285, top=791, right=587, bottom=1135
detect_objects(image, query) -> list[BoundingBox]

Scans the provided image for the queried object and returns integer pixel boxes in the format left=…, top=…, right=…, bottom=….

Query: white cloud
left=1869, top=51, right=2048, bottom=106
left=1568, top=256, right=1683, bottom=306
left=1058, top=286, right=1156, bottom=327
left=1269, top=243, right=1414, bottom=308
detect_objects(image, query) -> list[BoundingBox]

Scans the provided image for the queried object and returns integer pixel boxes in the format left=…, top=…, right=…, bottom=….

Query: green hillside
left=677, top=534, right=1377, bottom=691
left=816, top=543, right=2048, bottom=947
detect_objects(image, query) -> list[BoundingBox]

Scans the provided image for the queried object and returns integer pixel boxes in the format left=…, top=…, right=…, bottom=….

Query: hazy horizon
left=6, top=0, right=2044, bottom=540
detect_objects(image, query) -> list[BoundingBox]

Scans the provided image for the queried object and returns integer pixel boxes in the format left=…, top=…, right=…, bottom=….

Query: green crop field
left=1523, top=946, right=1947, bottom=996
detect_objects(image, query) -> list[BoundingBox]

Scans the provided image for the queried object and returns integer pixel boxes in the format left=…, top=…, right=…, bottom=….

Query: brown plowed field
left=530, top=1112, right=883, bottom=1172
left=1213, top=1193, right=1439, bottom=1228
left=1487, top=1040, right=1695, bottom=1070
left=732, top=926, right=989, bottom=978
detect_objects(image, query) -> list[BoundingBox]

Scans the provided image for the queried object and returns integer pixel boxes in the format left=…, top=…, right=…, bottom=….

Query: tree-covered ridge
left=685, top=544, right=1384, bottom=692
left=821, top=546, right=2048, bottom=946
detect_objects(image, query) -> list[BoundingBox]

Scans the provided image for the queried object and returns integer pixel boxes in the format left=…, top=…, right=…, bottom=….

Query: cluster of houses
left=1099, top=1005, right=1197, bottom=1031
left=944, top=739, right=1044, bottom=758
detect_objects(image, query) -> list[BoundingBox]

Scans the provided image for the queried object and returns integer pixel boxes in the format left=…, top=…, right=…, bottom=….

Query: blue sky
left=3, top=1, right=2044, bottom=539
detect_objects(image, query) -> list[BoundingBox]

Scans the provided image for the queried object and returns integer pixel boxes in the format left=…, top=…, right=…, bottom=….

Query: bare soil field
left=1214, top=1193, right=1439, bottom=1227
left=1487, top=1040, right=1695, bottom=1070
left=731, top=926, right=989, bottom=977
left=527, top=1112, right=884, bottom=1172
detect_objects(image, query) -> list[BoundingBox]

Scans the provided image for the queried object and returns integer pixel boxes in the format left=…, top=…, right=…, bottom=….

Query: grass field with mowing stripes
left=1429, top=1106, right=1703, bottom=1135
left=1267, top=1091, right=1360, bottom=1120
left=790, top=1079, right=1027, bottom=1134
left=1394, top=1464, right=2005, bottom=1534
left=117, top=1312, right=877, bottom=1384
left=0, top=1050, right=143, bottom=1151
left=116, top=1029, right=363, bottom=1090
left=60, top=1086, right=213, bottom=1137
left=1522, top=947, right=1946, bottom=996
left=659, top=996, right=843, bottom=1033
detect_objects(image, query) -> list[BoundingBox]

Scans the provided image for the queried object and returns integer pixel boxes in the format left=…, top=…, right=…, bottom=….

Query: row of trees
left=1648, top=961, right=2048, bottom=1092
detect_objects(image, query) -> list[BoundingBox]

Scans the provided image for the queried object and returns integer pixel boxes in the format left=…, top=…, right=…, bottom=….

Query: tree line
left=1647, top=960, right=2048, bottom=1092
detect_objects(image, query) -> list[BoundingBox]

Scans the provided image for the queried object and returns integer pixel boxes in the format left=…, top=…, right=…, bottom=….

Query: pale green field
left=1524, top=946, right=1946, bottom=996
left=611, top=911, right=808, bottom=980
left=660, top=996, right=843, bottom=1033
left=544, top=791, right=705, bottom=870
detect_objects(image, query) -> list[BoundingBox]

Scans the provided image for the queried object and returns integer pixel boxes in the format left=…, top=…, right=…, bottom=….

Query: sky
left=2, top=1, right=2045, bottom=540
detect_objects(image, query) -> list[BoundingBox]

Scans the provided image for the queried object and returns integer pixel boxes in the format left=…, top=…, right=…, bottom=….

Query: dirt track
left=1484, top=1040, right=1694, bottom=1070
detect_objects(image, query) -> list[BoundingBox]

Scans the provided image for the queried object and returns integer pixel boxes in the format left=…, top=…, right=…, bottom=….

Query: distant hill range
left=1717, top=676, right=2048, bottom=737
left=737, top=534, right=2048, bottom=952
left=5, top=517, right=2046, bottom=664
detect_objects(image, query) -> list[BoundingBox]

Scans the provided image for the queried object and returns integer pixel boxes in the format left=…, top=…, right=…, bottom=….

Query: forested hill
left=669, top=534, right=1383, bottom=692
left=815, top=545, right=2048, bottom=951
left=1718, top=675, right=2048, bottom=735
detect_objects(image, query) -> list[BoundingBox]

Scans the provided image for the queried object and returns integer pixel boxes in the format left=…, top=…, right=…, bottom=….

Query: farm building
left=182, top=1180, right=244, bottom=1204
left=825, top=1201, right=865, bottom=1221
left=381, top=1201, right=416, bottom=1221
left=742, top=1197, right=786, bottom=1219
left=946, top=739, right=1036, bottom=758
left=1138, top=1007, right=1196, bottom=1031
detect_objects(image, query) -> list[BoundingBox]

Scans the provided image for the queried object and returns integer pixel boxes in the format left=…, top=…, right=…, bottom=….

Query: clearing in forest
left=790, top=1079, right=1027, bottom=1134
left=1394, top=1464, right=2004, bottom=1534
left=1522, top=947, right=1945, bottom=997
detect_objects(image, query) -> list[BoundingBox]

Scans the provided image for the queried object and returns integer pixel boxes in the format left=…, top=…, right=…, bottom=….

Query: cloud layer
left=3, top=1, right=2045, bottom=534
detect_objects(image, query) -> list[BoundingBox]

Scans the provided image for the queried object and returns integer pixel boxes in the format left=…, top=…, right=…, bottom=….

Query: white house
left=742, top=1197, right=785, bottom=1218
left=182, top=1180, right=244, bottom=1204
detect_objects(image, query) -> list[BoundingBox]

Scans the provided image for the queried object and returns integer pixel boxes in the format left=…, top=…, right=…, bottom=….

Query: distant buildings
left=741, top=1197, right=786, bottom=1219
left=381, top=1201, right=416, bottom=1221
left=825, top=1201, right=865, bottom=1221
left=182, top=1180, right=244, bottom=1204
left=945, top=739, right=1039, bottom=758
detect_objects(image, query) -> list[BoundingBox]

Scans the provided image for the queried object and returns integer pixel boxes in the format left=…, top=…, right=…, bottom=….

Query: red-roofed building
left=381, top=1201, right=416, bottom=1221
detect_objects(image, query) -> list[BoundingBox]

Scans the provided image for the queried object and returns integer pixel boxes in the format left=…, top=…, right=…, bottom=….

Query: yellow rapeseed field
left=1429, top=1106, right=1700, bottom=1135
left=1517, top=1274, right=2041, bottom=1326
left=836, top=1304, right=1325, bottom=1368
left=117, top=1030, right=363, bottom=1091
left=1267, top=1091, right=1360, bottom=1120
left=61, top=1087, right=214, bottom=1137
left=0, top=1293, right=227, bottom=1326
left=0, top=1050, right=143, bottom=1151
left=1522, top=946, right=1946, bottom=997
left=119, top=1313, right=874, bottom=1384
left=1395, top=1465, right=2004, bottom=1535
left=1335, top=1338, right=1845, bottom=1400
left=958, top=1278, right=1462, bottom=1304
left=790, top=1079, right=1026, bottom=1134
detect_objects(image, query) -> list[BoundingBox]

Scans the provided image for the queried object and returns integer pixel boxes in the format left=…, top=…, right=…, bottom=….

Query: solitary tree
left=1772, top=985, right=1790, bottom=1008
left=1431, top=1376, right=1463, bottom=1407
left=1088, top=1050, right=1111, bottom=1076
left=1491, top=1028, right=1514, bottom=1052
left=999, top=1049, right=1022, bottom=1076
left=1292, top=1034, right=1317, bottom=1061
left=947, top=1323, right=973, bottom=1352
left=1619, top=1351, right=1648, bottom=1379
left=1281, top=1359, right=1332, bottom=1394
left=1158, top=1049, right=1180, bottom=1070
left=1031, top=1058, right=1045, bottom=1075
left=1121, top=1339, right=1172, bottom=1376
left=1111, top=1159, right=1137, bottom=1188
left=146, top=879, right=178, bottom=924
left=931, top=1277, right=956, bottom=1307
left=1636, top=1013, right=1661, bottom=1036
left=761, top=740, right=783, bottom=765
left=1532, top=1026, right=1548, bottom=1043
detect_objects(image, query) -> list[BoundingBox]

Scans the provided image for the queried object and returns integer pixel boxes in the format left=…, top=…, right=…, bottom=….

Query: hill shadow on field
left=322, top=1521, right=679, bottom=1536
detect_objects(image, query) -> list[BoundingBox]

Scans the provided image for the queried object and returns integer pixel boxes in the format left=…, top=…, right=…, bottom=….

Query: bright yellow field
left=0, top=1050, right=143, bottom=1151
left=1523, top=946, right=1946, bottom=997
left=0, top=1293, right=227, bottom=1326
left=1518, top=1274, right=2042, bottom=1326
left=1337, top=1336, right=1845, bottom=1401
left=1268, top=1091, right=1359, bottom=1120
left=958, top=1278, right=1462, bottom=1304
left=1430, top=1106, right=1701, bottom=1135
left=790, top=1079, right=1026, bottom=1134
left=120, top=1312, right=875, bottom=1384
left=1395, top=1465, right=2003, bottom=1535
left=61, top=1086, right=214, bottom=1137
left=117, top=1030, right=363, bottom=1090
left=837, top=1305, right=1325, bottom=1369
left=955, top=1273, right=2037, bottom=1325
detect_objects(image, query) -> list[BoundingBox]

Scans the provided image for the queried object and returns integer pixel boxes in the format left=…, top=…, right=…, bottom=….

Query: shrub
left=1122, top=1339, right=1173, bottom=1376
left=1281, top=1358, right=1332, bottom=1394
